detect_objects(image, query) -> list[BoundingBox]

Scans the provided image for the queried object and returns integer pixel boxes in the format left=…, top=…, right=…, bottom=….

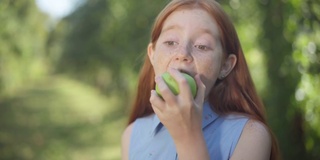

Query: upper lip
left=177, top=68, right=194, bottom=77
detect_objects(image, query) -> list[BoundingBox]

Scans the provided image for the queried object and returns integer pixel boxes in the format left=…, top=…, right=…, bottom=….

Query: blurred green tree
left=258, top=0, right=320, bottom=159
left=220, top=0, right=320, bottom=159
left=258, top=0, right=304, bottom=159
left=0, top=0, right=128, bottom=159
left=0, top=0, right=49, bottom=97
left=50, top=0, right=168, bottom=98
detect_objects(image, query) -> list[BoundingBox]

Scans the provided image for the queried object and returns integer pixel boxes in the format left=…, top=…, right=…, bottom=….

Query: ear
left=147, top=43, right=155, bottom=65
left=219, top=54, right=237, bottom=79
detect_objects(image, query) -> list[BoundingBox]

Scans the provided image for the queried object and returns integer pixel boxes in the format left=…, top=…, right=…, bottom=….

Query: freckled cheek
left=201, top=67, right=217, bottom=83
left=153, top=52, right=172, bottom=75
left=198, top=62, right=221, bottom=92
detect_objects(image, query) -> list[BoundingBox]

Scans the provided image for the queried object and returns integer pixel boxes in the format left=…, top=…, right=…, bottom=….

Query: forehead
left=161, top=8, right=220, bottom=37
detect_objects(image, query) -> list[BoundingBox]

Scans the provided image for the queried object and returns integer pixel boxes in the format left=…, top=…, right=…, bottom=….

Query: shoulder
left=121, top=123, right=134, bottom=160
left=231, top=119, right=272, bottom=160
left=122, top=123, right=134, bottom=145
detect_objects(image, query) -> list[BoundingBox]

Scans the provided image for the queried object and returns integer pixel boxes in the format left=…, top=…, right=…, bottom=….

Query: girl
left=122, top=0, right=280, bottom=159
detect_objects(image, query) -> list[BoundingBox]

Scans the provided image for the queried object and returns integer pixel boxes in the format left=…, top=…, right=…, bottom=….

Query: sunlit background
left=0, top=0, right=319, bottom=159
left=36, top=0, right=82, bottom=19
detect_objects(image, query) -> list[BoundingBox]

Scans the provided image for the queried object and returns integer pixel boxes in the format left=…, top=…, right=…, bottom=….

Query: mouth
left=177, top=69, right=194, bottom=77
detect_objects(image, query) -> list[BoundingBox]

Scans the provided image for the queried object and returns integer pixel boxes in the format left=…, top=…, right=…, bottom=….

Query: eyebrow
left=161, top=24, right=183, bottom=34
left=198, top=28, right=217, bottom=38
left=162, top=24, right=218, bottom=38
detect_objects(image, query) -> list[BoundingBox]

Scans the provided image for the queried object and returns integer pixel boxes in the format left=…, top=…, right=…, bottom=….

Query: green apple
left=155, top=72, right=197, bottom=98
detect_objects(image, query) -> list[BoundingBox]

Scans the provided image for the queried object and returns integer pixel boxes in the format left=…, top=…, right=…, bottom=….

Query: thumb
left=194, top=74, right=206, bottom=107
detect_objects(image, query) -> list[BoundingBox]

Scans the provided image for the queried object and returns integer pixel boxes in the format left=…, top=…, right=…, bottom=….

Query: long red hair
left=127, top=0, right=280, bottom=159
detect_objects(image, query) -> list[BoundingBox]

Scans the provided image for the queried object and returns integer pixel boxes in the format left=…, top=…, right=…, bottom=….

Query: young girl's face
left=148, top=8, right=225, bottom=97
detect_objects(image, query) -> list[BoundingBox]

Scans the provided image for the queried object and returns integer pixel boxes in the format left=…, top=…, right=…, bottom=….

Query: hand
left=150, top=68, right=206, bottom=141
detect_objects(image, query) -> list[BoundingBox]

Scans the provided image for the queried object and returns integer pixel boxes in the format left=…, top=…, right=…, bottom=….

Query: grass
left=0, top=75, right=127, bottom=160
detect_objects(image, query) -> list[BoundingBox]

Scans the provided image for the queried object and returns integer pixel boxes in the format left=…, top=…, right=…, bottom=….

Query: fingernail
left=155, top=76, right=161, bottom=83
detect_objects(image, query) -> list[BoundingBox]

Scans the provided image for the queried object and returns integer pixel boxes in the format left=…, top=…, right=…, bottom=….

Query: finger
left=168, top=68, right=193, bottom=100
left=150, top=90, right=165, bottom=113
left=155, top=75, right=176, bottom=104
left=194, top=74, right=206, bottom=105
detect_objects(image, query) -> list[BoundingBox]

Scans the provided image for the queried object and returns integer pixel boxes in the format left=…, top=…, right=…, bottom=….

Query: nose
left=174, top=45, right=193, bottom=63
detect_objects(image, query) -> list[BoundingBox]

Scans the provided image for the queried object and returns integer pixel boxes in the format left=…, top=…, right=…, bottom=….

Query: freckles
left=153, top=52, right=172, bottom=71
left=203, top=66, right=216, bottom=78
left=199, top=67, right=217, bottom=95
left=156, top=48, right=175, bottom=61
left=155, top=52, right=170, bottom=62
left=198, top=59, right=220, bottom=82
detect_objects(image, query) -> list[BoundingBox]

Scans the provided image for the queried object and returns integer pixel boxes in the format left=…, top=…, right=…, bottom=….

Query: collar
left=151, top=101, right=219, bottom=135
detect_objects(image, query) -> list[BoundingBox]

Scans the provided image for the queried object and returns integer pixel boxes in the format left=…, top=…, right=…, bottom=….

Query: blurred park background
left=0, top=0, right=319, bottom=159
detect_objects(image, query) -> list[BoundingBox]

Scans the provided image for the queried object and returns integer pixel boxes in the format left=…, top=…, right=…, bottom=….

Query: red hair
left=128, top=0, right=280, bottom=159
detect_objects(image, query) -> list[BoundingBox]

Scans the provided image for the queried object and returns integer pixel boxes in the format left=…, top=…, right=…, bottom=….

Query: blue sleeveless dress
left=129, top=102, right=249, bottom=160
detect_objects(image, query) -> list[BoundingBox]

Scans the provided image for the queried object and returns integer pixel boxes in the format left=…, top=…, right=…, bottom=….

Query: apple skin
left=155, top=72, right=197, bottom=98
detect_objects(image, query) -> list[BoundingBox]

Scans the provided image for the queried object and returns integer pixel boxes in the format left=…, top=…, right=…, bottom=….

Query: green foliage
left=291, top=0, right=320, bottom=158
left=222, top=0, right=320, bottom=159
left=0, top=0, right=49, bottom=97
left=51, top=0, right=168, bottom=96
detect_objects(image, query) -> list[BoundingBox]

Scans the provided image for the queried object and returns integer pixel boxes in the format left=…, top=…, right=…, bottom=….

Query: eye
left=164, top=41, right=178, bottom=46
left=195, top=45, right=209, bottom=51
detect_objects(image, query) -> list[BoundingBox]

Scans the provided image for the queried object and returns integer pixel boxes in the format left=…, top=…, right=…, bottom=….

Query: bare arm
left=121, top=123, right=133, bottom=160
left=231, top=119, right=272, bottom=160
left=173, top=129, right=210, bottom=160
